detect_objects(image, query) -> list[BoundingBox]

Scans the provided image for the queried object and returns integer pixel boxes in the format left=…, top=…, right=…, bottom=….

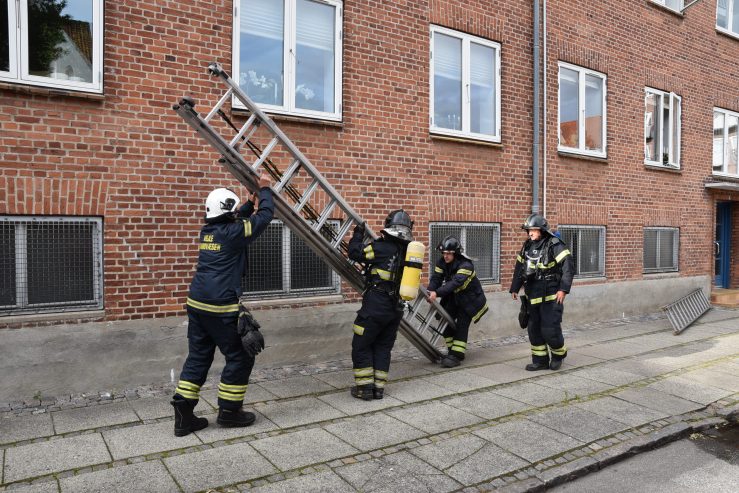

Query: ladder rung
left=275, top=159, right=302, bottom=193
left=252, top=136, right=280, bottom=171
left=314, top=199, right=337, bottom=231
left=230, top=114, right=257, bottom=148
left=331, top=219, right=354, bottom=248
left=205, top=88, right=233, bottom=122
left=293, top=179, right=319, bottom=213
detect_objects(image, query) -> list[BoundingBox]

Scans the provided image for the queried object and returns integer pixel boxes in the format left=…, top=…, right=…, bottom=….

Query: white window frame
left=429, top=25, right=502, bottom=143
left=651, top=0, right=684, bottom=12
left=716, top=0, right=739, bottom=38
left=713, top=107, right=739, bottom=177
left=429, top=222, right=500, bottom=284
left=232, top=0, right=343, bottom=121
left=557, top=62, right=607, bottom=158
left=1, top=0, right=104, bottom=93
left=557, top=225, right=606, bottom=278
left=643, top=227, right=679, bottom=274
left=644, top=87, right=681, bottom=168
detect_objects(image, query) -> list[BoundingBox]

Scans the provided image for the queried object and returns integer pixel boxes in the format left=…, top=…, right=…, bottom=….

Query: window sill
left=557, top=150, right=608, bottom=164
left=232, top=106, right=344, bottom=128
left=710, top=173, right=739, bottom=182
left=643, top=271, right=680, bottom=279
left=481, top=283, right=502, bottom=293
left=430, top=133, right=503, bottom=148
left=716, top=26, right=739, bottom=42
left=0, top=309, right=106, bottom=328
left=647, top=1, right=684, bottom=18
left=644, top=163, right=682, bottom=174
left=241, top=294, right=344, bottom=309
left=0, top=81, right=105, bottom=101
left=572, top=276, right=607, bottom=285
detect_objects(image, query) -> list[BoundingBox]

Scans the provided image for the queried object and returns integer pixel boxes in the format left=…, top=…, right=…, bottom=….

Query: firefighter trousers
left=351, top=290, right=403, bottom=389
left=527, top=301, right=567, bottom=365
left=176, top=309, right=255, bottom=410
left=441, top=300, right=471, bottom=360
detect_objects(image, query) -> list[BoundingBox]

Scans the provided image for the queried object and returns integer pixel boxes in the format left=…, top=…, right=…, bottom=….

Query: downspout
left=532, top=0, right=540, bottom=215
left=543, top=0, right=548, bottom=217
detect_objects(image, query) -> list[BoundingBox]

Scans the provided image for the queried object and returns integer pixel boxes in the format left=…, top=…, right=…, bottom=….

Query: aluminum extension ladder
left=172, top=62, right=455, bottom=362
left=661, top=288, right=711, bottom=335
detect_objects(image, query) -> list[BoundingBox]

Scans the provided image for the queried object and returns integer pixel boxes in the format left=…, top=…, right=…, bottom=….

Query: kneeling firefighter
left=509, top=214, right=574, bottom=371
left=348, top=209, right=413, bottom=400
left=427, top=236, right=488, bottom=368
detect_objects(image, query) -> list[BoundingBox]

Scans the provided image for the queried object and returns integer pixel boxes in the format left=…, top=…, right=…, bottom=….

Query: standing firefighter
left=172, top=175, right=273, bottom=437
left=427, top=236, right=488, bottom=368
left=348, top=210, right=413, bottom=400
left=510, top=214, right=574, bottom=371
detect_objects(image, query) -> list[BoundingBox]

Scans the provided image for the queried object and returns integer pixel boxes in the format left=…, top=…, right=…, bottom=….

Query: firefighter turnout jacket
left=428, top=256, right=488, bottom=323
left=186, top=187, right=274, bottom=316
left=510, top=235, right=574, bottom=306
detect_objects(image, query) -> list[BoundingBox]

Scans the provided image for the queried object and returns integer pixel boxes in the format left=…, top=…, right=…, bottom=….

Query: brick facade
left=1, top=0, right=737, bottom=325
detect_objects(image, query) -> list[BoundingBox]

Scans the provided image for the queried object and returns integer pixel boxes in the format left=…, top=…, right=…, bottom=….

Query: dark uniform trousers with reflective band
left=428, top=257, right=488, bottom=360
left=510, top=235, right=574, bottom=365
left=175, top=188, right=273, bottom=410
left=348, top=228, right=404, bottom=391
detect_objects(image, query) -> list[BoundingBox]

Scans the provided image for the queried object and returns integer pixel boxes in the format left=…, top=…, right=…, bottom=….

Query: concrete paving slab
left=491, top=382, right=569, bottom=407
left=575, top=341, right=648, bottom=359
left=420, top=369, right=497, bottom=393
left=680, top=368, right=739, bottom=392
left=464, top=343, right=532, bottom=366
left=474, top=418, right=584, bottom=462
left=4, top=433, right=111, bottom=483
left=693, top=308, right=739, bottom=324
left=251, top=428, right=358, bottom=471
left=194, top=410, right=278, bottom=443
left=201, top=383, right=276, bottom=407
left=324, top=413, right=425, bottom=451
left=335, top=450, right=461, bottom=493
left=102, top=421, right=200, bottom=460
left=411, top=434, right=529, bottom=486
left=164, top=441, right=278, bottom=492
left=574, top=396, right=669, bottom=427
left=312, top=370, right=353, bottom=389
left=249, top=470, right=355, bottom=493
left=381, top=379, right=455, bottom=403
left=253, top=396, right=345, bottom=428
left=534, top=374, right=614, bottom=398
left=129, top=396, right=176, bottom=421
left=442, top=389, right=531, bottom=420
left=385, top=359, right=437, bottom=380
left=51, top=401, right=139, bottom=434
left=259, top=375, right=336, bottom=399
left=465, top=362, right=533, bottom=384
left=554, top=352, right=606, bottom=369
left=611, top=388, right=705, bottom=415
left=645, top=376, right=733, bottom=405
left=621, top=332, right=683, bottom=351
left=528, top=406, right=629, bottom=443
left=386, top=401, right=483, bottom=435
left=570, top=365, right=645, bottom=387
left=59, top=460, right=179, bottom=493
left=0, top=479, right=58, bottom=492
left=605, top=357, right=676, bottom=378
left=317, top=391, right=404, bottom=416
left=0, top=412, right=53, bottom=446
left=708, top=360, right=739, bottom=377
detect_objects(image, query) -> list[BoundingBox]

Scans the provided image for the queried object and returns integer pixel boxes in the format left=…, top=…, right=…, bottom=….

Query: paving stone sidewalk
left=1, top=309, right=738, bottom=492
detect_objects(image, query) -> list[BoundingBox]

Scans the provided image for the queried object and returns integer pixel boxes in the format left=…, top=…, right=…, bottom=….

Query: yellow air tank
left=399, top=241, right=425, bottom=301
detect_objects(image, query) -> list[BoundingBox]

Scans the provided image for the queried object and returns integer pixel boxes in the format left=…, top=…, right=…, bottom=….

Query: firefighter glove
left=353, top=221, right=366, bottom=236
left=518, top=294, right=530, bottom=329
left=237, top=304, right=265, bottom=358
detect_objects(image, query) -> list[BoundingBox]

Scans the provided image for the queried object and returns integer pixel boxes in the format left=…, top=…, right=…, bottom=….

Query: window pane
left=664, top=0, right=681, bottom=10
left=727, top=114, right=738, bottom=175
left=289, top=229, right=333, bottom=290
left=243, top=222, right=283, bottom=294
left=671, top=96, right=680, bottom=165
left=578, top=228, right=602, bottom=275
left=1, top=0, right=9, bottom=72
left=662, top=96, right=671, bottom=164
left=559, top=67, right=579, bottom=148
left=584, top=74, right=603, bottom=151
left=733, top=0, right=739, bottom=33
left=645, top=92, right=660, bottom=161
left=240, top=0, right=284, bottom=106
left=26, top=222, right=95, bottom=305
left=643, top=230, right=658, bottom=270
left=658, top=230, right=676, bottom=269
left=464, top=225, right=497, bottom=282
left=470, top=42, right=495, bottom=136
left=0, top=222, right=15, bottom=307
left=713, top=111, right=725, bottom=173
left=717, top=0, right=728, bottom=29
left=27, top=0, right=94, bottom=83
left=295, top=0, right=335, bottom=112
left=433, top=33, right=462, bottom=130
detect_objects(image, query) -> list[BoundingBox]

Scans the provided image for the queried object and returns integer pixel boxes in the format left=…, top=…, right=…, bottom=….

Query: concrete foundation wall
left=0, top=275, right=709, bottom=402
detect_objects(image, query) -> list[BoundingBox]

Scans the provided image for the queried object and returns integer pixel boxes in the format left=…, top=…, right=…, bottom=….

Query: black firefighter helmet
left=437, top=235, right=462, bottom=254
left=382, top=209, right=413, bottom=242
left=521, top=214, right=551, bottom=235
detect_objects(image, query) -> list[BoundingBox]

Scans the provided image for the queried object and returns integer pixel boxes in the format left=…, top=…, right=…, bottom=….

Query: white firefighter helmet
left=205, top=188, right=240, bottom=220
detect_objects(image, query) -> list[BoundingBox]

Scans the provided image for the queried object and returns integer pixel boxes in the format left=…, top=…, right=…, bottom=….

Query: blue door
left=715, top=202, right=731, bottom=288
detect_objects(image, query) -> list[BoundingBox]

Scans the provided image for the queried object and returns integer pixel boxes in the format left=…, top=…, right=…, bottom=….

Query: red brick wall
left=1, top=0, right=737, bottom=324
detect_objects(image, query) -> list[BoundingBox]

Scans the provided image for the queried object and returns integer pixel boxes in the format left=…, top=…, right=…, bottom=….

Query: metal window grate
left=558, top=225, right=606, bottom=278
left=0, top=216, right=104, bottom=315
left=644, top=227, right=679, bottom=273
left=242, top=220, right=340, bottom=299
left=429, top=223, right=500, bottom=283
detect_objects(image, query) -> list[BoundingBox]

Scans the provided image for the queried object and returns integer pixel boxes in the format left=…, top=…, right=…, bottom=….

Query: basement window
left=430, top=25, right=501, bottom=143
left=557, top=226, right=606, bottom=278
left=233, top=0, right=343, bottom=121
left=429, top=223, right=500, bottom=284
left=643, top=227, right=679, bottom=273
left=0, top=216, right=104, bottom=316
left=242, top=220, right=340, bottom=299
left=0, top=0, right=103, bottom=93
left=644, top=88, right=681, bottom=169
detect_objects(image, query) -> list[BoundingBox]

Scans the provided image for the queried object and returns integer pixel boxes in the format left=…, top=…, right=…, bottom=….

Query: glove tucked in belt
left=518, top=295, right=530, bottom=329
left=237, top=302, right=265, bottom=358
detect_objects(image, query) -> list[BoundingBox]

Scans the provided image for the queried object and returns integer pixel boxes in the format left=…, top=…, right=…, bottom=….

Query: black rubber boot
left=549, top=358, right=563, bottom=370
left=172, top=396, right=209, bottom=437
left=525, top=362, right=550, bottom=371
left=441, top=354, right=461, bottom=368
left=350, top=384, right=374, bottom=401
left=217, top=408, right=256, bottom=427
left=373, top=387, right=384, bottom=400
